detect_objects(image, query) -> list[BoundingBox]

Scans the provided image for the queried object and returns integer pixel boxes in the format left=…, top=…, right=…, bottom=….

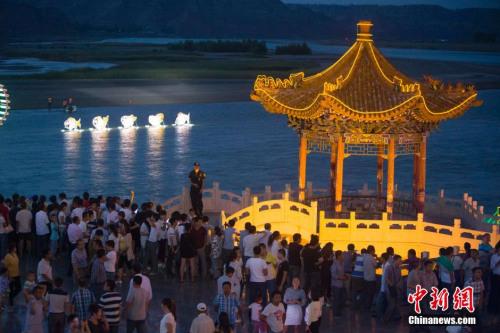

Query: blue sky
left=283, top=0, right=500, bottom=9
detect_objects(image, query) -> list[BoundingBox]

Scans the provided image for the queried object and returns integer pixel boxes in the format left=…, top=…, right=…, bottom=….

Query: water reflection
left=146, top=127, right=165, bottom=179
left=90, top=130, right=109, bottom=186
left=119, top=128, right=137, bottom=183
left=63, top=131, right=82, bottom=190
left=174, top=126, right=192, bottom=177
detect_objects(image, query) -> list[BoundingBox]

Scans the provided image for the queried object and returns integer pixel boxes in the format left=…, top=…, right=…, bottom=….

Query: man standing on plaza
left=126, top=275, right=149, bottom=333
left=192, top=217, right=208, bottom=278
left=190, top=303, right=215, bottom=333
left=188, top=162, right=206, bottom=217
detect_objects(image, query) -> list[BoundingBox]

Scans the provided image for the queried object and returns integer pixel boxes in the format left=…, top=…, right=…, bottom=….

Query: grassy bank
left=1, top=43, right=321, bottom=80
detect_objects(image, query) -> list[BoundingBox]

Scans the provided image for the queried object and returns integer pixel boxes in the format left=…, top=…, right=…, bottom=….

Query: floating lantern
left=120, top=115, right=137, bottom=129
left=63, top=117, right=81, bottom=131
left=0, top=84, right=10, bottom=126
left=174, top=112, right=191, bottom=126
left=92, top=115, right=110, bottom=131
left=148, top=113, right=165, bottom=127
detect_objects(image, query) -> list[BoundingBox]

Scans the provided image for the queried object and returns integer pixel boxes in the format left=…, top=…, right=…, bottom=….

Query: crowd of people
left=0, top=192, right=499, bottom=333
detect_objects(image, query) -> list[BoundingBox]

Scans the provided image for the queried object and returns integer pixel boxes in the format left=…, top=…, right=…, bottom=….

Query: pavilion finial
left=357, top=20, right=373, bottom=42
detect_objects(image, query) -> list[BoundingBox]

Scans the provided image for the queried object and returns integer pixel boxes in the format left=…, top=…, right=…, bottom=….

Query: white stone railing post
left=242, top=187, right=251, bottom=208
left=306, top=181, right=313, bottom=200
left=264, top=185, right=272, bottom=200
left=416, top=213, right=424, bottom=245
left=251, top=196, right=259, bottom=221
left=282, top=192, right=290, bottom=224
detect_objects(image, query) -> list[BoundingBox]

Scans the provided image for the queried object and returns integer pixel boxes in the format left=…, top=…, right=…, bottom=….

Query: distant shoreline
left=4, top=51, right=500, bottom=110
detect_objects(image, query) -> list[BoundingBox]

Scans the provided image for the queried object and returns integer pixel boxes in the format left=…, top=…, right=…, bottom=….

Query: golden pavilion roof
left=251, top=21, right=479, bottom=125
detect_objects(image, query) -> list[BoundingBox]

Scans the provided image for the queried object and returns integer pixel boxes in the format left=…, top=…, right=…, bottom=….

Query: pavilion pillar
left=386, top=136, right=396, bottom=217
left=330, top=141, right=337, bottom=211
left=417, top=135, right=427, bottom=214
left=335, top=137, right=345, bottom=213
left=376, top=145, right=384, bottom=200
left=412, top=153, right=419, bottom=205
left=298, top=135, right=308, bottom=202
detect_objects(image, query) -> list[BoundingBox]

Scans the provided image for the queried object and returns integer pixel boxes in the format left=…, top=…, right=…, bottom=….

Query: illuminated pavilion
left=251, top=21, right=480, bottom=218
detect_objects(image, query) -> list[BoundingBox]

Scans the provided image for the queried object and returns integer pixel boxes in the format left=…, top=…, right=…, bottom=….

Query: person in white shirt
left=35, top=204, right=50, bottom=254
left=246, top=246, right=268, bottom=305
left=216, top=266, right=241, bottom=297
left=70, top=201, right=84, bottom=223
left=260, top=223, right=272, bottom=246
left=363, top=245, right=377, bottom=310
left=463, top=249, right=481, bottom=282
left=67, top=216, right=83, bottom=248
left=160, top=298, right=176, bottom=333
left=37, top=249, right=53, bottom=286
left=120, top=199, right=133, bottom=223
left=189, top=303, right=215, bottom=333
left=261, top=291, right=285, bottom=333
left=304, top=289, right=323, bottom=333
left=242, top=226, right=264, bottom=264
left=146, top=217, right=160, bottom=274
left=106, top=204, right=119, bottom=226
left=128, top=264, right=153, bottom=302
left=105, top=240, right=117, bottom=280
left=16, top=201, right=33, bottom=258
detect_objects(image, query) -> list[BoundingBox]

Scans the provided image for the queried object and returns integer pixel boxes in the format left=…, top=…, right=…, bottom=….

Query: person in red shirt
left=191, top=217, right=208, bottom=279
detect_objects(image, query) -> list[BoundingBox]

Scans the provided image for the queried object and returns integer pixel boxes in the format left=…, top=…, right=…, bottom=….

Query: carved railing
left=220, top=193, right=318, bottom=240
left=319, top=211, right=499, bottom=257
left=163, top=182, right=243, bottom=217
left=162, top=182, right=496, bottom=233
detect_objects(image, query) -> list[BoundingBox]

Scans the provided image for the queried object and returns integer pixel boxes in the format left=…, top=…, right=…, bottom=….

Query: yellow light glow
left=173, top=112, right=191, bottom=126
left=92, top=115, right=110, bottom=131
left=63, top=117, right=82, bottom=131
left=120, top=115, right=137, bottom=129
left=148, top=113, right=165, bottom=127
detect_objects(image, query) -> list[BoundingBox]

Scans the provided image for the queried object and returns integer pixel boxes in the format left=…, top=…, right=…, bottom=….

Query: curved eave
left=251, top=89, right=478, bottom=123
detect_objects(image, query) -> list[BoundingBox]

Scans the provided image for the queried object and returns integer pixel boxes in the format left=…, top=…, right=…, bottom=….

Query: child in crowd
left=261, top=291, right=285, bottom=333
left=249, top=295, right=266, bottom=333
left=23, top=271, right=36, bottom=303
left=304, top=289, right=323, bottom=333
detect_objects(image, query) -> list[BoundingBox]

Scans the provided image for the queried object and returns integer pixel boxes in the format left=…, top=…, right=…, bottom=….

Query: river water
left=0, top=90, right=498, bottom=210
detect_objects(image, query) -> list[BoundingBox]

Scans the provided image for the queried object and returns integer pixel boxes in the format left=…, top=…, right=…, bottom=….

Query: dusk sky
left=283, top=0, right=500, bottom=9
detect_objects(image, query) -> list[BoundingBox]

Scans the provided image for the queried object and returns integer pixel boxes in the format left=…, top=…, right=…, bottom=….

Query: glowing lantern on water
left=92, top=115, right=110, bottom=131
left=174, top=112, right=191, bottom=126
left=0, top=84, right=10, bottom=126
left=64, top=117, right=81, bottom=131
left=148, top=113, right=165, bottom=127
left=120, top=115, right=137, bottom=129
